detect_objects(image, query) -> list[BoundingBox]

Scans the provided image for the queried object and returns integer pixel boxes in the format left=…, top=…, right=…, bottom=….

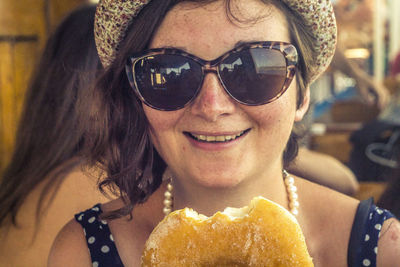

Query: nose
left=189, top=73, right=236, bottom=121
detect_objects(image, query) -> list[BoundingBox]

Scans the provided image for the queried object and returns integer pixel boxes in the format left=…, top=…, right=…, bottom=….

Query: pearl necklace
left=163, top=170, right=299, bottom=216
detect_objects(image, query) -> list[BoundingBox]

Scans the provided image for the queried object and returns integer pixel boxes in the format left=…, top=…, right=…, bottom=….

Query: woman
left=49, top=0, right=400, bottom=266
left=0, top=5, right=111, bottom=266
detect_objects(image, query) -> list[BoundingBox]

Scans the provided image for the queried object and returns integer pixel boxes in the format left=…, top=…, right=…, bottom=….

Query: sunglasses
left=125, top=41, right=298, bottom=111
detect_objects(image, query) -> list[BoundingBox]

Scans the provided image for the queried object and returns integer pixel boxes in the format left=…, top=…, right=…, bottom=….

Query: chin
left=191, top=172, right=243, bottom=189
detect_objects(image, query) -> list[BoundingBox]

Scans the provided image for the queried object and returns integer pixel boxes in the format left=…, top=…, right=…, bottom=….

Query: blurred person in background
left=378, top=165, right=400, bottom=219
left=328, top=0, right=390, bottom=109
left=288, top=0, right=391, bottom=194
left=390, top=51, right=400, bottom=79
left=331, top=47, right=390, bottom=109
left=0, top=4, right=112, bottom=266
left=376, top=53, right=400, bottom=217
left=287, top=146, right=359, bottom=195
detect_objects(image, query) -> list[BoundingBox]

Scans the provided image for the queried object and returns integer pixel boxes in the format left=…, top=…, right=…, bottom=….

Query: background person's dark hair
left=87, top=0, right=317, bottom=219
left=0, top=4, right=101, bottom=226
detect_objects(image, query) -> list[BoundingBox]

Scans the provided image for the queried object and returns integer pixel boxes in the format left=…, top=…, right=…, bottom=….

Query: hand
left=331, top=47, right=390, bottom=110
left=354, top=72, right=390, bottom=110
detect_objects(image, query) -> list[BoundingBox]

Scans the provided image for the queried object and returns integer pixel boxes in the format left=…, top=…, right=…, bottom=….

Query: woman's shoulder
left=49, top=199, right=128, bottom=267
left=48, top=218, right=92, bottom=267
left=296, top=177, right=360, bottom=238
left=296, top=177, right=400, bottom=266
left=295, top=177, right=360, bottom=265
left=296, top=176, right=360, bottom=219
left=376, top=217, right=400, bottom=266
left=0, top=165, right=110, bottom=267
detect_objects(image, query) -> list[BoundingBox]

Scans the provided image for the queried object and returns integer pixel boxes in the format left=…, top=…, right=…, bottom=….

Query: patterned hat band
left=94, top=0, right=337, bottom=82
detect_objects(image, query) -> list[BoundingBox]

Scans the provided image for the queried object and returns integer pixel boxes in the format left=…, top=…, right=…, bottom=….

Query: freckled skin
left=390, top=231, right=398, bottom=241
left=144, top=0, right=309, bottom=190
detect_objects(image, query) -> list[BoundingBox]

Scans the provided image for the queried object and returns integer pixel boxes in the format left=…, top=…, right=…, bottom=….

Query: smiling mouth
left=185, top=129, right=250, bottom=143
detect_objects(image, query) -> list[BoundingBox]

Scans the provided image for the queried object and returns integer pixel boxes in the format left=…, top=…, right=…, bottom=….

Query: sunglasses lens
left=133, top=54, right=202, bottom=110
left=219, top=48, right=287, bottom=105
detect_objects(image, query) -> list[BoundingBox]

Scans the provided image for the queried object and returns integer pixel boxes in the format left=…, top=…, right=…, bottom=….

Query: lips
left=185, top=129, right=250, bottom=143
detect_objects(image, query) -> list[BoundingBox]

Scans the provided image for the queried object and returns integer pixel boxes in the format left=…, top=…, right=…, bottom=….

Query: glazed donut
left=141, top=196, right=313, bottom=266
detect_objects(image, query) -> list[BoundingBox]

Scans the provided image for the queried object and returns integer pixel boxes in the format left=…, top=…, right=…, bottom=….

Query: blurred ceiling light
left=89, top=0, right=99, bottom=3
left=344, top=48, right=370, bottom=59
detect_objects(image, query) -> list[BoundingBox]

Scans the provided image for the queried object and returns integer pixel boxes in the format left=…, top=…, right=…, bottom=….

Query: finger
left=358, top=86, right=375, bottom=105
left=374, top=87, right=390, bottom=110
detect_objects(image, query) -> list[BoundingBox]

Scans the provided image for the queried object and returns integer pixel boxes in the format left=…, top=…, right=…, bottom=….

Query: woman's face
left=144, top=0, right=309, bottom=188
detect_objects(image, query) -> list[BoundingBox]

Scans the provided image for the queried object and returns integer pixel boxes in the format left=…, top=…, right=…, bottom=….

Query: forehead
left=150, top=0, right=290, bottom=60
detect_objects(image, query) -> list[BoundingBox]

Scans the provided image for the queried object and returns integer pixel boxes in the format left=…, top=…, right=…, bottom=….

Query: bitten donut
left=141, top=196, right=313, bottom=266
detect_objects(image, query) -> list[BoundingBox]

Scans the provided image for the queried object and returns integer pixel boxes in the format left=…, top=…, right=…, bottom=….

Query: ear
left=294, top=87, right=310, bottom=122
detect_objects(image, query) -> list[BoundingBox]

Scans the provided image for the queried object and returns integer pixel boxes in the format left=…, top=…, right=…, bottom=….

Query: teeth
left=191, top=131, right=245, bottom=142
left=215, top=136, right=225, bottom=142
left=206, top=136, right=216, bottom=142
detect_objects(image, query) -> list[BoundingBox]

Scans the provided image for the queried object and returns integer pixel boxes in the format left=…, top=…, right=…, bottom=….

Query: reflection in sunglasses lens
left=132, top=46, right=290, bottom=110
left=134, top=54, right=202, bottom=110
left=219, top=48, right=287, bottom=105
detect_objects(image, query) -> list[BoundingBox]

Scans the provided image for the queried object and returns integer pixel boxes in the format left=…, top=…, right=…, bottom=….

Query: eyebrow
left=159, top=45, right=188, bottom=51
left=160, top=40, right=263, bottom=52
left=234, top=40, right=261, bottom=48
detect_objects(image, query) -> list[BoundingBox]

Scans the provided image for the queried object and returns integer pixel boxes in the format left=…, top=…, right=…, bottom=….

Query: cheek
left=144, top=105, right=178, bottom=130
left=245, top=87, right=297, bottom=153
left=143, top=105, right=183, bottom=145
left=251, top=104, right=294, bottom=136
left=250, top=88, right=297, bottom=129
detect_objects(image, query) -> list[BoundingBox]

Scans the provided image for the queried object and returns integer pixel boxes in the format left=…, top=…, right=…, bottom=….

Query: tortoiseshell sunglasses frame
left=126, top=41, right=298, bottom=111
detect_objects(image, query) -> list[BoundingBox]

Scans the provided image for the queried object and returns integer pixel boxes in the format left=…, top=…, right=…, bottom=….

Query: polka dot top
left=75, top=199, right=395, bottom=267
left=75, top=204, right=123, bottom=267
left=347, top=198, right=395, bottom=267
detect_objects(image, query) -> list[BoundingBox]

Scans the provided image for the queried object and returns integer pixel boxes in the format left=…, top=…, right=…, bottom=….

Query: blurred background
left=308, top=0, right=400, bottom=200
left=0, top=0, right=399, bottom=201
left=0, top=0, right=98, bottom=171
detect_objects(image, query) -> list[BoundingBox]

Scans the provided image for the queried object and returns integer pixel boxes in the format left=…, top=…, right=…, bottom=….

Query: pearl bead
left=288, top=184, right=297, bottom=193
left=285, top=176, right=295, bottom=185
left=162, top=170, right=299, bottom=217
left=291, top=209, right=299, bottom=216
left=164, top=191, right=172, bottom=199
left=290, top=201, right=300, bottom=209
left=284, top=171, right=299, bottom=216
left=289, top=192, right=298, bottom=201
left=163, top=207, right=171, bottom=215
left=167, top=183, right=173, bottom=191
left=163, top=199, right=172, bottom=207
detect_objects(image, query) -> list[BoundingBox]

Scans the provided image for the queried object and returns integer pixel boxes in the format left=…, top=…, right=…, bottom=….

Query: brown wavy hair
left=0, top=5, right=101, bottom=226
left=87, top=0, right=317, bottom=219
